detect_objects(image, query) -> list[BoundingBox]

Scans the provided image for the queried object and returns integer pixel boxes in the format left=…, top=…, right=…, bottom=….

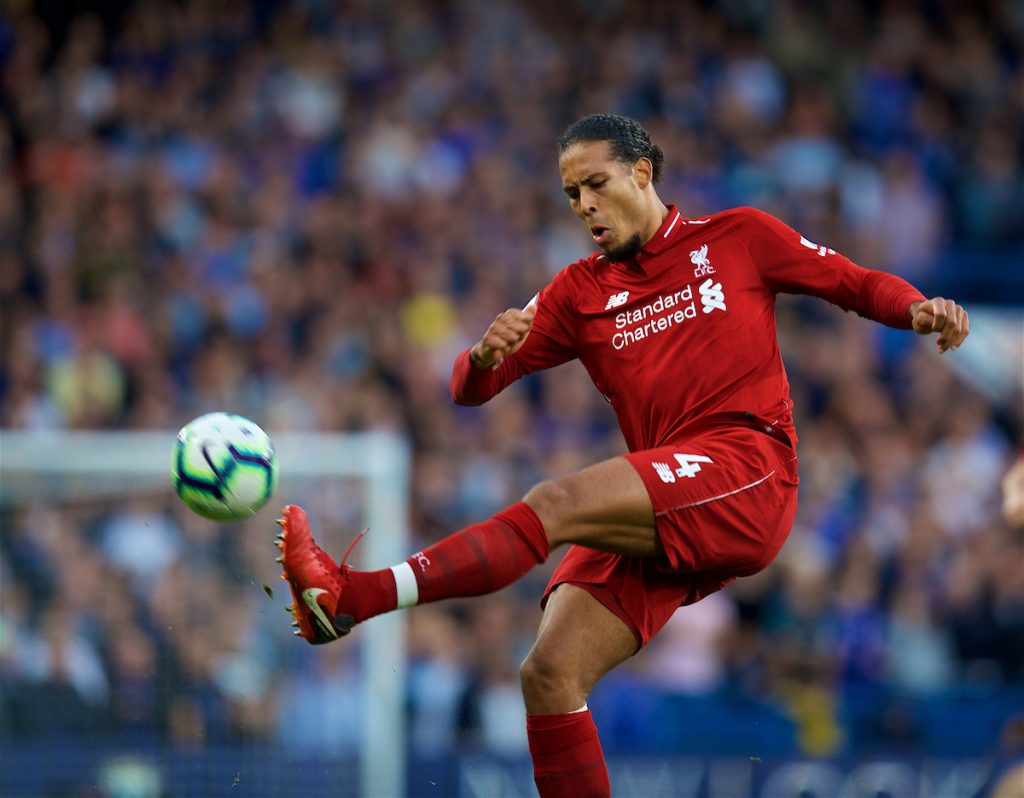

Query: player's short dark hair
left=557, top=114, right=664, bottom=183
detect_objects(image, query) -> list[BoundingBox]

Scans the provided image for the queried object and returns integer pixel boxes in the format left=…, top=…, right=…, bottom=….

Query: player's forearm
left=855, top=270, right=927, bottom=329
left=807, top=258, right=926, bottom=329
left=748, top=207, right=926, bottom=328
left=450, top=348, right=508, bottom=406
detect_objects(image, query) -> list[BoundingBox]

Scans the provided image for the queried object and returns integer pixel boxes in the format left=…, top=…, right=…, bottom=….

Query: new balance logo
left=653, top=462, right=676, bottom=483
left=653, top=453, right=714, bottom=483
left=605, top=291, right=630, bottom=310
left=699, top=278, right=726, bottom=313
left=690, top=244, right=715, bottom=277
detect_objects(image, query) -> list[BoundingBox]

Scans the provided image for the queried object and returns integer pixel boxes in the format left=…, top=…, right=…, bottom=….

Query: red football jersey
left=451, top=205, right=925, bottom=452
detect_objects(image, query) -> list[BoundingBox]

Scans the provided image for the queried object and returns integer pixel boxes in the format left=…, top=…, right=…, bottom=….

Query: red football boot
left=275, top=504, right=364, bottom=645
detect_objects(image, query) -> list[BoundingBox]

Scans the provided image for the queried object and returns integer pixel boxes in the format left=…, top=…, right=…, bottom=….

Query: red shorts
left=542, top=424, right=799, bottom=647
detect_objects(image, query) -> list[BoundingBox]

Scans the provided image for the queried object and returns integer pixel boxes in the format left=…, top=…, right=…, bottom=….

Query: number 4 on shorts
left=673, top=453, right=713, bottom=478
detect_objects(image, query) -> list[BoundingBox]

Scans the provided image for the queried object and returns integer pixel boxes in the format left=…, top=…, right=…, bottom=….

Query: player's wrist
left=469, top=345, right=492, bottom=369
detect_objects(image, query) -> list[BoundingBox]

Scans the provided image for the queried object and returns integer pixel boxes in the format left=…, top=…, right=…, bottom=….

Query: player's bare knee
left=523, top=478, right=578, bottom=541
left=519, top=649, right=582, bottom=705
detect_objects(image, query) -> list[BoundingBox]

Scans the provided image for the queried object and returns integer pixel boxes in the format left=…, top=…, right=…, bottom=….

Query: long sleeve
left=743, top=207, right=926, bottom=329
left=449, top=348, right=529, bottom=406
left=450, top=270, right=581, bottom=406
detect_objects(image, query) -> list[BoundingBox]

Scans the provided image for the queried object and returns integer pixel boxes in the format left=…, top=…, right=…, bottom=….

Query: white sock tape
left=390, top=562, right=419, bottom=609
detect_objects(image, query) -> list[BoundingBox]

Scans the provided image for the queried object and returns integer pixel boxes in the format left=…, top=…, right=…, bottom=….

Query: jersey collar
left=640, top=204, right=684, bottom=257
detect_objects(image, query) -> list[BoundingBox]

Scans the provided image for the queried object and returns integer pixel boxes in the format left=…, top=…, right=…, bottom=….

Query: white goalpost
left=0, top=427, right=412, bottom=798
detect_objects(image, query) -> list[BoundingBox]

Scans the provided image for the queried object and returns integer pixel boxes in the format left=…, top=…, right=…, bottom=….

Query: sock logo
left=412, top=551, right=431, bottom=573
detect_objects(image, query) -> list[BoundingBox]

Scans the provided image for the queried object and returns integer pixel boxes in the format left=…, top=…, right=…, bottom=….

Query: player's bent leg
left=521, top=584, right=635, bottom=798
left=524, top=455, right=660, bottom=555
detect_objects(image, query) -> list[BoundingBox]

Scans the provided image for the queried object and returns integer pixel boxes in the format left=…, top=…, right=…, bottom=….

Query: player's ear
left=632, top=157, right=653, bottom=189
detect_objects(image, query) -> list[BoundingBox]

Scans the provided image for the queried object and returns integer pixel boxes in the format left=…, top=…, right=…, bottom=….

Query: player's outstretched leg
left=278, top=456, right=656, bottom=645
left=278, top=500, right=551, bottom=644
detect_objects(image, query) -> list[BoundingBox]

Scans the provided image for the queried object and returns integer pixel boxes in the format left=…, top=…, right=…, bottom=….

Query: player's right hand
left=470, top=302, right=538, bottom=368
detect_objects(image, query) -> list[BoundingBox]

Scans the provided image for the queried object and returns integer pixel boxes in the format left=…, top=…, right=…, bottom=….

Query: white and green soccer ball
left=171, top=412, right=278, bottom=520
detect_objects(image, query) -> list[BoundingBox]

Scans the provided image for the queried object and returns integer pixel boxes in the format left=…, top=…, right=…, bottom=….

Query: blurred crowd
left=1, top=0, right=1022, bottom=765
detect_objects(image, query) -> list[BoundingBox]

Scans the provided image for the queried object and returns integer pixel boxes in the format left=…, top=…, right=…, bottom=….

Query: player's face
left=559, top=140, right=651, bottom=263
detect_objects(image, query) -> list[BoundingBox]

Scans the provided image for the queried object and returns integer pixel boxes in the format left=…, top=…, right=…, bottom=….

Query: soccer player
left=276, top=114, right=970, bottom=797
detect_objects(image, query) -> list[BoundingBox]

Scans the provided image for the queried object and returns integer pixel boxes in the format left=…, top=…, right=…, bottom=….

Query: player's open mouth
left=591, top=225, right=610, bottom=244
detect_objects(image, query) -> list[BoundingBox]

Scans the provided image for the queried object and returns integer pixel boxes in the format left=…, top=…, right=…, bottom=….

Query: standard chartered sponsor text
left=612, top=284, right=697, bottom=350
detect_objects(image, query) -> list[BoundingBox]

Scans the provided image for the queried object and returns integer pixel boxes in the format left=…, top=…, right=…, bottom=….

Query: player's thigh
left=525, top=456, right=659, bottom=555
left=626, top=428, right=799, bottom=575
left=521, top=583, right=638, bottom=713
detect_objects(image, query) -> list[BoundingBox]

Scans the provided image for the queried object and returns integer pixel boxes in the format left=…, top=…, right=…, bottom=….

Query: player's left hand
left=910, top=297, right=970, bottom=353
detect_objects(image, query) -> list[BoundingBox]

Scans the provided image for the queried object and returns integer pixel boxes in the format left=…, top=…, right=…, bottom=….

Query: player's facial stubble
left=602, top=232, right=644, bottom=263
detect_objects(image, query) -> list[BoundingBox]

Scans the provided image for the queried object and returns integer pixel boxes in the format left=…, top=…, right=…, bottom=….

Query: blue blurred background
left=0, top=0, right=1022, bottom=796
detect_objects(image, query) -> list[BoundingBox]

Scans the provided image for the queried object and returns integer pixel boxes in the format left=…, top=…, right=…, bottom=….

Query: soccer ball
left=171, top=412, right=278, bottom=520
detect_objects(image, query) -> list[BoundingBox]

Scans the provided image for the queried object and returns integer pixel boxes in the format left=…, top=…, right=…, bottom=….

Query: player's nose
left=578, top=188, right=599, bottom=215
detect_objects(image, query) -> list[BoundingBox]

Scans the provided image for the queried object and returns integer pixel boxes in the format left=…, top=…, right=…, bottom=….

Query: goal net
left=0, top=428, right=411, bottom=798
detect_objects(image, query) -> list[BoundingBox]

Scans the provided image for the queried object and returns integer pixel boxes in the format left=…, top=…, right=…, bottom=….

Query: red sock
left=527, top=708, right=611, bottom=798
left=337, top=502, right=549, bottom=622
